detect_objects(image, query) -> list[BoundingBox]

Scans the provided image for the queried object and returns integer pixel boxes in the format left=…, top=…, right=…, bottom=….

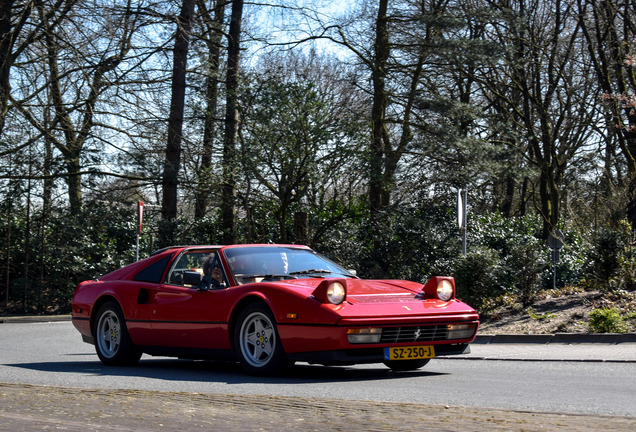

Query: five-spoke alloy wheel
left=94, top=301, right=141, bottom=366
left=234, top=303, right=289, bottom=375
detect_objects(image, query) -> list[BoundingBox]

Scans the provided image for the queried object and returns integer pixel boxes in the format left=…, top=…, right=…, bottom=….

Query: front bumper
left=287, top=343, right=471, bottom=365
left=277, top=318, right=479, bottom=354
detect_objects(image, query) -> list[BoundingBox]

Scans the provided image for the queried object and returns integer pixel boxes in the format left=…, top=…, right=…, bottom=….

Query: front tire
left=383, top=359, right=430, bottom=372
left=234, top=303, right=290, bottom=376
left=93, top=301, right=141, bottom=366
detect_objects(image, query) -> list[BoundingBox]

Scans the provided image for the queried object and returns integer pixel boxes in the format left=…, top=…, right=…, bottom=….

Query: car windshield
left=223, top=246, right=355, bottom=285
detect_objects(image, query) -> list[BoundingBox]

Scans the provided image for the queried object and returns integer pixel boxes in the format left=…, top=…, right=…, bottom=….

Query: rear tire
left=234, top=303, right=290, bottom=376
left=383, top=359, right=430, bottom=371
left=93, top=301, right=141, bottom=366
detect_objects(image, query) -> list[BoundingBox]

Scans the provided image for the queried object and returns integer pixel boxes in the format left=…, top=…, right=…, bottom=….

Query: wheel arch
left=90, top=295, right=121, bottom=336
left=91, top=294, right=142, bottom=366
left=228, top=294, right=272, bottom=351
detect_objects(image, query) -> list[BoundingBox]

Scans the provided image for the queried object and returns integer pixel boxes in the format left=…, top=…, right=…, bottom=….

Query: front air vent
left=380, top=325, right=449, bottom=343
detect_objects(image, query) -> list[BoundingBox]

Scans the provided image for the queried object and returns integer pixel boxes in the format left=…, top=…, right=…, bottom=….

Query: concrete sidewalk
left=451, top=333, right=636, bottom=363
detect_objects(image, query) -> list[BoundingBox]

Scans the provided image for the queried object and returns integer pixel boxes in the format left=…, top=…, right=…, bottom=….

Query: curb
left=2, top=316, right=636, bottom=344
left=0, top=315, right=71, bottom=324
left=475, top=333, right=636, bottom=344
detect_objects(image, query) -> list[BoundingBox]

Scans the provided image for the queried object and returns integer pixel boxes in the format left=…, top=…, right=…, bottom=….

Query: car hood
left=343, top=278, right=423, bottom=303
left=276, top=277, right=477, bottom=321
left=276, top=277, right=421, bottom=298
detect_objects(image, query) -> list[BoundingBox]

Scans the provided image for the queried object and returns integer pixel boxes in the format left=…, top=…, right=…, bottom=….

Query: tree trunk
left=65, top=153, right=83, bottom=215
left=294, top=212, right=309, bottom=246
left=538, top=163, right=560, bottom=238
left=194, top=0, right=225, bottom=220
left=0, top=0, right=18, bottom=136
left=501, top=175, right=516, bottom=217
left=161, top=0, right=196, bottom=245
left=42, top=107, right=54, bottom=217
left=42, top=15, right=85, bottom=215
left=220, top=0, right=244, bottom=245
left=369, top=0, right=390, bottom=217
left=39, top=0, right=129, bottom=215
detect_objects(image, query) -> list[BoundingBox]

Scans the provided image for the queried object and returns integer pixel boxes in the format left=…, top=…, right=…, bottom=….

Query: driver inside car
left=200, top=254, right=224, bottom=290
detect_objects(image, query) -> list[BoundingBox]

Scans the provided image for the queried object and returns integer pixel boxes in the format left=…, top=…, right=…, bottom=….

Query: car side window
left=166, top=251, right=226, bottom=288
left=133, top=256, right=172, bottom=283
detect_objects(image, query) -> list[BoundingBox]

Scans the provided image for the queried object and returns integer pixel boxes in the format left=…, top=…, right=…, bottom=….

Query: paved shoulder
left=453, top=333, right=636, bottom=363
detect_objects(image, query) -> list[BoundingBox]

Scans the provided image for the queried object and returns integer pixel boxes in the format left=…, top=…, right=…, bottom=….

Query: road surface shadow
left=5, top=355, right=448, bottom=384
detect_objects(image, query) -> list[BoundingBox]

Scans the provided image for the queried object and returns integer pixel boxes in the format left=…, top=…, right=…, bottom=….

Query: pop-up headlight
left=312, top=279, right=347, bottom=305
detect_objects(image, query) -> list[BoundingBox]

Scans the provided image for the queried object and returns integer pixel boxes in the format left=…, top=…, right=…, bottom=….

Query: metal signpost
left=547, top=229, right=564, bottom=290
left=136, top=201, right=144, bottom=262
left=457, top=189, right=467, bottom=255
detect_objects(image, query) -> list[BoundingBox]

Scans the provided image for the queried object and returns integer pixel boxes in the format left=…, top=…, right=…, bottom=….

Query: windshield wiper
left=239, top=274, right=298, bottom=280
left=289, top=269, right=333, bottom=276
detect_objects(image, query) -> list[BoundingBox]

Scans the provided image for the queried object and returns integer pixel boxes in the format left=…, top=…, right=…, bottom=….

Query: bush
left=451, top=247, right=504, bottom=314
left=466, top=213, right=551, bottom=307
left=588, top=308, right=628, bottom=333
left=324, top=205, right=459, bottom=281
left=503, top=239, right=547, bottom=307
left=1, top=202, right=141, bottom=315
left=327, top=209, right=575, bottom=312
left=584, top=221, right=636, bottom=292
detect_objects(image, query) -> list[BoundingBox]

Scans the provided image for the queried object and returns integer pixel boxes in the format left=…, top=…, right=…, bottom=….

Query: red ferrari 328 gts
left=71, top=244, right=479, bottom=375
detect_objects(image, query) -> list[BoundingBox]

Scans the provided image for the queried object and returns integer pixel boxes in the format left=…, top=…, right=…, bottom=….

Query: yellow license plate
left=384, top=346, right=435, bottom=361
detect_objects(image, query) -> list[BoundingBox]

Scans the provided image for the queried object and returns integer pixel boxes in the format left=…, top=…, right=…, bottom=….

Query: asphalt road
left=1, top=321, right=635, bottom=419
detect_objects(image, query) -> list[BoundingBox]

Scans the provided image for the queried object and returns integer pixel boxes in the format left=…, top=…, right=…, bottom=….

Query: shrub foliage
left=1, top=199, right=634, bottom=319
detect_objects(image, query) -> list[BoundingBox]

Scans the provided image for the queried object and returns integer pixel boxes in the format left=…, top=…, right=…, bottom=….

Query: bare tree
left=220, top=0, right=243, bottom=244
left=9, top=1, right=140, bottom=214
left=578, top=0, right=636, bottom=226
left=0, top=0, right=77, bottom=136
left=240, top=55, right=364, bottom=243
left=161, top=0, right=196, bottom=244
left=194, top=0, right=226, bottom=220
left=479, top=0, right=599, bottom=236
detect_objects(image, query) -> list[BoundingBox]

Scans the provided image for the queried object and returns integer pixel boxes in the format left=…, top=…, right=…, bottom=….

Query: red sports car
left=71, top=244, right=479, bottom=375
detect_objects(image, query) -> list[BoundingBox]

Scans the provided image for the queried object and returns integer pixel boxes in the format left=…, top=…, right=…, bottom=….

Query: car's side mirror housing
left=183, top=270, right=202, bottom=287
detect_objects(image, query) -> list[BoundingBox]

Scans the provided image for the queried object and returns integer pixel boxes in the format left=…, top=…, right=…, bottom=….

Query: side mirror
left=183, top=270, right=202, bottom=287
